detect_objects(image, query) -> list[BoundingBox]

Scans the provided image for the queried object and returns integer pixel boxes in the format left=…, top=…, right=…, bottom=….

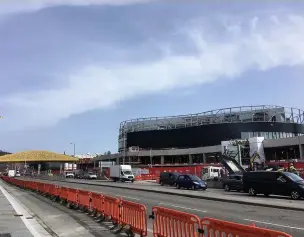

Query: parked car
left=84, top=172, right=97, bottom=180
left=65, top=172, right=74, bottom=178
left=243, top=171, right=304, bottom=200
left=74, top=173, right=84, bottom=179
left=222, top=174, right=243, bottom=192
left=159, top=172, right=180, bottom=186
left=175, top=174, right=207, bottom=190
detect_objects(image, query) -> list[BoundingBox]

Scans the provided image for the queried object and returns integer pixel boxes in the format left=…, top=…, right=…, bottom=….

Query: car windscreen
left=283, top=172, right=304, bottom=182
left=189, top=175, right=201, bottom=181
left=123, top=171, right=132, bottom=175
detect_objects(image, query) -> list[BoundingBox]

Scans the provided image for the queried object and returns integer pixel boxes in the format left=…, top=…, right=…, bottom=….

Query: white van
left=8, top=170, right=16, bottom=178
left=202, top=166, right=223, bottom=180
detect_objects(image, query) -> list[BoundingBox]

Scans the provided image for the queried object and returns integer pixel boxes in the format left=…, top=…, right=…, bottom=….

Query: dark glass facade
left=126, top=122, right=304, bottom=150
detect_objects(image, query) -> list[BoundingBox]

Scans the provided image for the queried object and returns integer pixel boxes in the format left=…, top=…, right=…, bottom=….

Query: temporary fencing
left=91, top=192, right=104, bottom=215
left=66, top=188, right=78, bottom=207
left=200, top=217, right=292, bottom=237
left=77, top=189, right=91, bottom=211
left=103, top=195, right=121, bottom=223
left=1, top=176, right=293, bottom=237
left=120, top=199, right=147, bottom=237
left=150, top=206, right=201, bottom=237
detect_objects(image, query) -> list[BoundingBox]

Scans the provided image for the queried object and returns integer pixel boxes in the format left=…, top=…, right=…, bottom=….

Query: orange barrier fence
left=200, top=217, right=292, bottom=237
left=120, top=199, right=147, bottom=237
left=1, top=176, right=293, bottom=237
left=135, top=174, right=156, bottom=181
left=77, top=190, right=91, bottom=210
left=67, top=188, right=78, bottom=206
left=150, top=206, right=201, bottom=237
left=59, top=186, right=69, bottom=201
left=49, top=184, right=60, bottom=197
left=103, top=195, right=120, bottom=223
left=91, top=192, right=104, bottom=214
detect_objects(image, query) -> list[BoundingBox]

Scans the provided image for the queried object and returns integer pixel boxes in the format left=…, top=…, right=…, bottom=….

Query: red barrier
left=59, top=187, right=69, bottom=201
left=91, top=192, right=104, bottom=214
left=77, top=190, right=91, bottom=209
left=37, top=182, right=45, bottom=193
left=151, top=206, right=201, bottom=237
left=43, top=183, right=51, bottom=195
left=120, top=199, right=147, bottom=236
left=49, top=184, right=60, bottom=197
left=200, top=217, right=292, bottom=237
left=67, top=188, right=78, bottom=205
left=103, top=195, right=120, bottom=223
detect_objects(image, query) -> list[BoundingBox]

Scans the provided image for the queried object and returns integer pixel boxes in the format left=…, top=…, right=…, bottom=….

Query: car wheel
left=224, top=185, right=230, bottom=192
left=192, top=185, right=196, bottom=190
left=291, top=191, right=300, bottom=200
left=248, top=188, right=257, bottom=196
left=176, top=184, right=180, bottom=189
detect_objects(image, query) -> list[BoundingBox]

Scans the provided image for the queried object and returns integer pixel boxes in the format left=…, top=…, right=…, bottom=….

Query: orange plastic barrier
left=43, top=183, right=51, bottom=195
left=103, top=195, right=120, bottom=223
left=67, top=188, right=78, bottom=205
left=77, top=190, right=91, bottom=209
left=120, top=199, right=147, bottom=237
left=59, top=187, right=69, bottom=201
left=200, top=217, right=292, bottom=237
left=49, top=184, right=60, bottom=197
left=91, top=192, right=104, bottom=214
left=29, top=181, right=39, bottom=191
left=150, top=206, right=201, bottom=237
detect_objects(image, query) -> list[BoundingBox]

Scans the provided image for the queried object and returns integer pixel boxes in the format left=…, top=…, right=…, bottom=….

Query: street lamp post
left=70, top=143, right=76, bottom=157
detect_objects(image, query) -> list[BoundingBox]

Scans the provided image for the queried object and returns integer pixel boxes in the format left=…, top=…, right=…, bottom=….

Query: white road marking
left=147, top=228, right=153, bottom=233
left=0, top=184, right=52, bottom=237
left=244, top=219, right=304, bottom=231
left=115, top=195, right=141, bottom=201
left=159, top=202, right=207, bottom=213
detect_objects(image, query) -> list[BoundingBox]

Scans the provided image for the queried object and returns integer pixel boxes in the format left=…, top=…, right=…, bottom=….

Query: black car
left=74, top=173, right=84, bottom=179
left=175, top=174, right=207, bottom=190
left=222, top=174, right=243, bottom=192
left=159, top=172, right=180, bottom=186
left=243, top=171, right=304, bottom=200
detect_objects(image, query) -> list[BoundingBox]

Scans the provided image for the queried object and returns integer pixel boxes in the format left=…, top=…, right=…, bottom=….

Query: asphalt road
left=42, top=178, right=304, bottom=211
left=33, top=179, right=304, bottom=237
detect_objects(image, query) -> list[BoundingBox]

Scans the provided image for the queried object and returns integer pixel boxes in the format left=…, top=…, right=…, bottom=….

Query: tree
left=107, top=151, right=111, bottom=156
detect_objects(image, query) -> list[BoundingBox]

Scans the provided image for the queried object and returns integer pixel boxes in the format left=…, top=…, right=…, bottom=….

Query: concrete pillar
left=161, top=155, right=165, bottom=165
left=116, top=157, right=120, bottom=165
left=188, top=154, right=193, bottom=165
left=203, top=153, right=207, bottom=163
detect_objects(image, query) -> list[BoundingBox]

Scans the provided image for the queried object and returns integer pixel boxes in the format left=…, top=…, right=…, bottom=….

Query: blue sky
left=1, top=0, right=304, bottom=155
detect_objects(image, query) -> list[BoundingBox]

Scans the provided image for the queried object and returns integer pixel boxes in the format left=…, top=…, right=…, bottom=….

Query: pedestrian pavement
left=0, top=184, right=33, bottom=237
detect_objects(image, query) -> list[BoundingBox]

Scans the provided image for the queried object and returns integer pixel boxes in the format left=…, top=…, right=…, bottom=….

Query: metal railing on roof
left=119, top=105, right=304, bottom=133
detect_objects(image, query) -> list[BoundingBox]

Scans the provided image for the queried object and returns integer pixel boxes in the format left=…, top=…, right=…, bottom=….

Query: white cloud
left=0, top=0, right=157, bottom=14
left=1, top=14, right=304, bottom=131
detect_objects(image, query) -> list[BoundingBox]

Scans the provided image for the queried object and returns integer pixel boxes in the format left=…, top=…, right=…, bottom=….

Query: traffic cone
left=252, top=223, right=256, bottom=227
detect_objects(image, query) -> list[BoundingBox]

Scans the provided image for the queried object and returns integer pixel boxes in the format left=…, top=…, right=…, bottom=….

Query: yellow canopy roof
left=0, top=150, right=79, bottom=163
